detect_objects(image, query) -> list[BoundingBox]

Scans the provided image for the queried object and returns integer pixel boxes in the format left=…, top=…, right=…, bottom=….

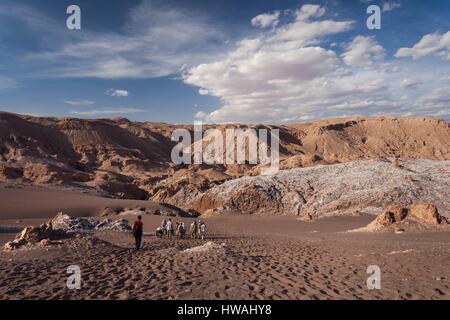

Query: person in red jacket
left=132, top=215, right=144, bottom=251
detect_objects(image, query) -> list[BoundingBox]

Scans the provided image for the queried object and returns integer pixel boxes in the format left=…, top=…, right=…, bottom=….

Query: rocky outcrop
left=3, top=213, right=132, bottom=251
left=188, top=160, right=450, bottom=219
left=0, top=163, right=23, bottom=179
left=3, top=222, right=65, bottom=251
left=350, top=203, right=449, bottom=232
left=51, top=212, right=131, bottom=233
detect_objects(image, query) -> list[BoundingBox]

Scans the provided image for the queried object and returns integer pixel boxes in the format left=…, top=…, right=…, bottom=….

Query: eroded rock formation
left=350, top=203, right=449, bottom=232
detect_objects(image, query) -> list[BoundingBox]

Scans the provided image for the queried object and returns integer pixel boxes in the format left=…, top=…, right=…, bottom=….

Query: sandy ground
left=0, top=185, right=164, bottom=219
left=0, top=213, right=449, bottom=300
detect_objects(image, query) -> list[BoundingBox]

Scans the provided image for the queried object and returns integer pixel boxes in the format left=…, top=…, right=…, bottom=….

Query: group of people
left=157, top=218, right=207, bottom=240
left=131, top=215, right=208, bottom=251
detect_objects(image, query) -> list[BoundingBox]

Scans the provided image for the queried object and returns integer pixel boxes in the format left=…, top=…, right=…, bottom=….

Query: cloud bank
left=183, top=5, right=450, bottom=123
left=69, top=107, right=143, bottom=116
left=64, top=99, right=95, bottom=106
left=251, top=11, right=280, bottom=28
left=3, top=1, right=226, bottom=79
left=396, top=31, right=450, bottom=61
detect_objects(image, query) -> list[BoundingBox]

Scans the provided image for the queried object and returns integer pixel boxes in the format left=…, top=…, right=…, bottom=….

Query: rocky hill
left=187, top=160, right=450, bottom=219
left=1, top=112, right=449, bottom=213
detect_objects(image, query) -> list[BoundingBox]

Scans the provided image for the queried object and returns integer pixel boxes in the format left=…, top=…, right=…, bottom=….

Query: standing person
left=132, top=215, right=144, bottom=251
left=200, top=221, right=207, bottom=240
left=175, top=222, right=180, bottom=237
left=177, top=222, right=184, bottom=239
left=197, top=220, right=203, bottom=238
left=190, top=220, right=197, bottom=239
left=166, top=218, right=173, bottom=240
left=182, top=222, right=187, bottom=238
left=161, top=218, right=167, bottom=236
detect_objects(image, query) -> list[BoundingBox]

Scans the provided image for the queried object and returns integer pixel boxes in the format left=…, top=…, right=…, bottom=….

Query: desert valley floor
left=0, top=203, right=449, bottom=300
left=0, top=114, right=449, bottom=300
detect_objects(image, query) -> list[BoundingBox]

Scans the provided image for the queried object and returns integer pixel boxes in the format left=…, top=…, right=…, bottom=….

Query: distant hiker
left=199, top=222, right=207, bottom=240
left=132, top=215, right=144, bottom=251
left=156, top=227, right=164, bottom=238
left=166, top=218, right=173, bottom=240
left=161, top=218, right=167, bottom=236
left=197, top=220, right=203, bottom=238
left=175, top=222, right=180, bottom=236
left=178, top=222, right=186, bottom=239
left=190, top=221, right=198, bottom=239
left=182, top=222, right=187, bottom=238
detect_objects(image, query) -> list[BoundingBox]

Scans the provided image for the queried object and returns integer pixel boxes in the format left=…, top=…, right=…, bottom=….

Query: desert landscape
left=0, top=112, right=449, bottom=300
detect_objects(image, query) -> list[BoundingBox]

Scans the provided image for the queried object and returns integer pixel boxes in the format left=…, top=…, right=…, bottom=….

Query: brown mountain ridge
left=1, top=112, right=449, bottom=212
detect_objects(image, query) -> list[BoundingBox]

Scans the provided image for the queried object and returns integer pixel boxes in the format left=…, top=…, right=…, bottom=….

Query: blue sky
left=0, top=0, right=449, bottom=123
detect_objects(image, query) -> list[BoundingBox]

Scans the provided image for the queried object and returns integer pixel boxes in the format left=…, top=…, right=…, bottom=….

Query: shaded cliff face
left=0, top=111, right=449, bottom=202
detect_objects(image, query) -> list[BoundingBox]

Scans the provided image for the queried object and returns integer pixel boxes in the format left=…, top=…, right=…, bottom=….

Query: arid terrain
left=1, top=112, right=449, bottom=207
left=0, top=112, right=449, bottom=300
left=0, top=213, right=449, bottom=300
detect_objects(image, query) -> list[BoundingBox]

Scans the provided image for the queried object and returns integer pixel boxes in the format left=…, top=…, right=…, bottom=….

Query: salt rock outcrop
left=3, top=222, right=65, bottom=251
left=4, top=213, right=131, bottom=251
left=51, top=212, right=131, bottom=232
left=182, top=242, right=227, bottom=254
left=351, top=203, right=449, bottom=232
left=188, top=160, right=450, bottom=219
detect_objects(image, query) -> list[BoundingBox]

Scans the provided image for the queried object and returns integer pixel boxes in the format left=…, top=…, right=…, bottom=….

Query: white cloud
left=273, top=10, right=353, bottom=46
left=183, top=5, right=450, bottom=123
left=418, top=87, right=450, bottom=106
left=69, top=107, right=143, bottom=116
left=382, top=2, right=401, bottom=12
left=400, top=79, right=422, bottom=89
left=195, top=111, right=207, bottom=120
left=251, top=11, right=280, bottom=28
left=5, top=1, right=226, bottom=79
left=342, top=36, right=386, bottom=67
left=396, top=30, right=450, bottom=60
left=295, top=4, right=326, bottom=21
left=183, top=5, right=358, bottom=122
left=64, top=99, right=95, bottom=106
left=198, top=88, right=210, bottom=95
left=106, top=89, right=129, bottom=97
